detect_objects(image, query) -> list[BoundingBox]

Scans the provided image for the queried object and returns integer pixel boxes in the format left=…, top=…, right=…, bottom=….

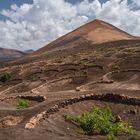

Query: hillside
left=34, top=19, right=137, bottom=54
left=0, top=19, right=140, bottom=140
left=0, top=47, right=26, bottom=62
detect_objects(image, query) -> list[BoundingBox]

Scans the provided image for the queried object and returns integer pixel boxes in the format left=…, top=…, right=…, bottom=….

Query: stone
left=25, top=123, right=35, bottom=129
left=54, top=105, right=59, bottom=109
left=129, top=109, right=138, bottom=115
left=80, top=95, right=85, bottom=99
left=73, top=98, right=78, bottom=103
left=75, top=87, right=80, bottom=92
left=115, top=115, right=122, bottom=122
left=30, top=119, right=37, bottom=125
left=85, top=94, right=91, bottom=98
left=91, top=94, right=94, bottom=96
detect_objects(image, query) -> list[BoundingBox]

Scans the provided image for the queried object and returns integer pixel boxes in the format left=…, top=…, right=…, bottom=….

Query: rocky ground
left=0, top=20, right=140, bottom=140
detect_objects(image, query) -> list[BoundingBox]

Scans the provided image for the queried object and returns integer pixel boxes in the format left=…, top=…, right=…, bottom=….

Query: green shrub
left=79, top=61, right=95, bottom=67
left=0, top=72, right=11, bottom=82
left=16, top=99, right=30, bottom=110
left=64, top=106, right=136, bottom=140
left=112, top=65, right=120, bottom=71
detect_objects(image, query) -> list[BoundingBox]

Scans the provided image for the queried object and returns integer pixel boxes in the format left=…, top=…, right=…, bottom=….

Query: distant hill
left=24, top=49, right=34, bottom=54
left=0, top=47, right=26, bottom=62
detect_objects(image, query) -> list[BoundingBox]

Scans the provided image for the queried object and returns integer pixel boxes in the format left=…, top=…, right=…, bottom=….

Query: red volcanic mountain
left=34, top=19, right=137, bottom=55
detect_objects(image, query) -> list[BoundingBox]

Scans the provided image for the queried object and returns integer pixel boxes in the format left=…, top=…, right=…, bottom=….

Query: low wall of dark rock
left=25, top=93, right=140, bottom=129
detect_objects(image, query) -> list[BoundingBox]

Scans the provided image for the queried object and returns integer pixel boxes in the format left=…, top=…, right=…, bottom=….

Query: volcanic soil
left=0, top=20, right=140, bottom=140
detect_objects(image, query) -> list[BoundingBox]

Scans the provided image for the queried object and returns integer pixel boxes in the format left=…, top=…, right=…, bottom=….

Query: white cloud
left=131, top=0, right=140, bottom=7
left=97, top=0, right=140, bottom=36
left=0, top=0, right=140, bottom=50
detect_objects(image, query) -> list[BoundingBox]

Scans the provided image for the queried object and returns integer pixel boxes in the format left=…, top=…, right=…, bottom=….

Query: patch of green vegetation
left=64, top=106, right=136, bottom=140
left=79, top=61, right=97, bottom=67
left=0, top=72, right=11, bottom=82
left=112, top=65, right=120, bottom=71
left=16, top=99, right=30, bottom=110
left=79, top=61, right=87, bottom=65
left=29, top=75, right=38, bottom=81
left=80, top=70, right=88, bottom=76
left=86, top=63, right=98, bottom=67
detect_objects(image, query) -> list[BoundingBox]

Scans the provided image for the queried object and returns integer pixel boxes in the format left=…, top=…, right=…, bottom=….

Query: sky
left=0, top=0, right=140, bottom=51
